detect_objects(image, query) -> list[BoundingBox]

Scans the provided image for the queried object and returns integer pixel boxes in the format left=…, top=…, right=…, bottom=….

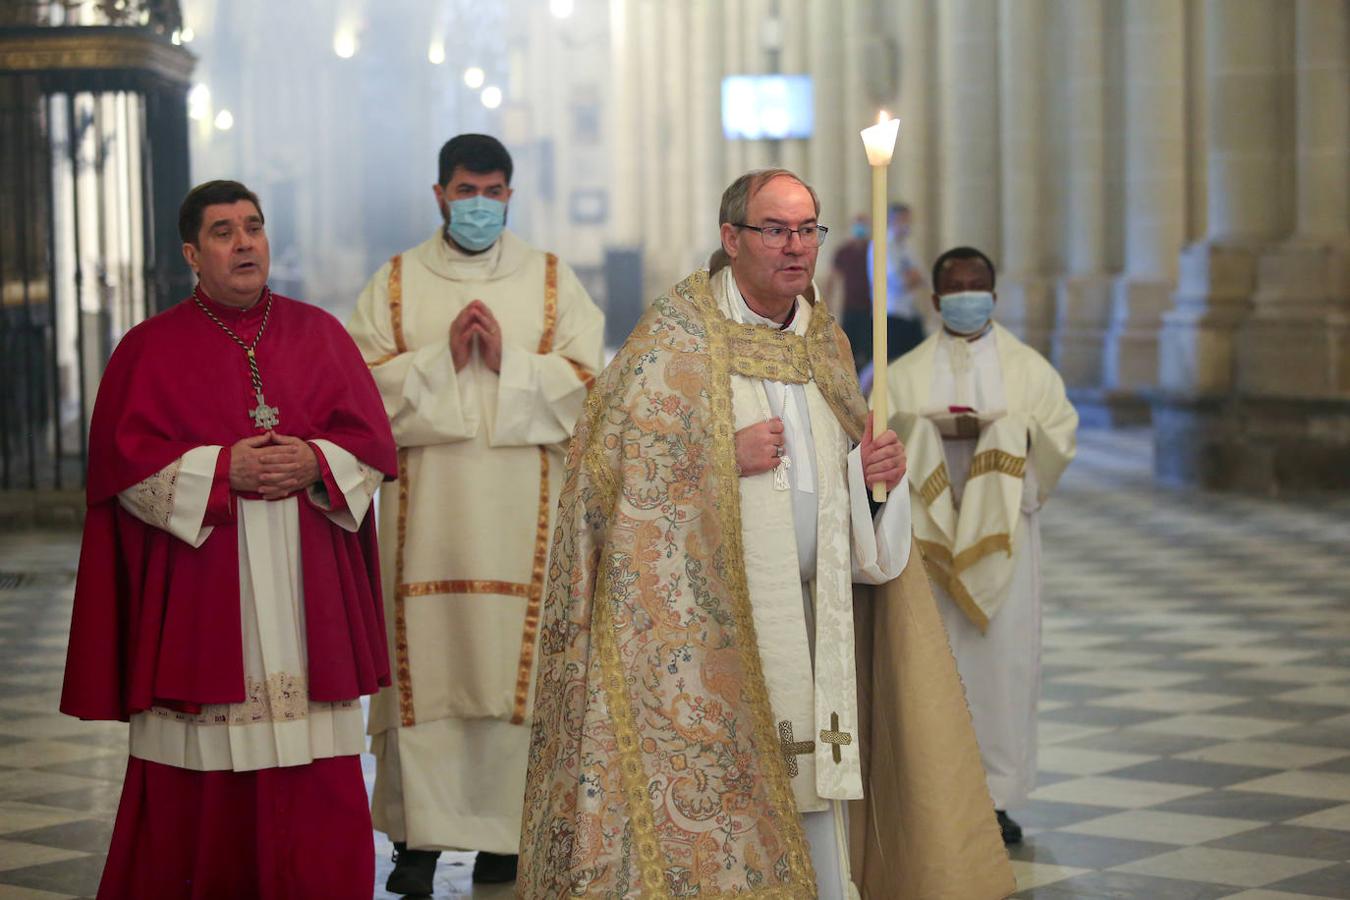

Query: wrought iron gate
left=0, top=1, right=193, bottom=491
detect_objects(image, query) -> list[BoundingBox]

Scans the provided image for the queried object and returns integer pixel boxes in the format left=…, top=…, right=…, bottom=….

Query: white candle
left=859, top=112, right=900, bottom=503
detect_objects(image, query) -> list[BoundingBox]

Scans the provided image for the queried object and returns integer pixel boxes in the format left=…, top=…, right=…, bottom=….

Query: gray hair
left=718, top=168, right=821, bottom=227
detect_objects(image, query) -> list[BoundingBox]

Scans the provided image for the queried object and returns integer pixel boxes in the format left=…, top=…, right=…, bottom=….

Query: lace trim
left=357, top=460, right=384, bottom=497
left=309, top=457, right=384, bottom=510
left=121, top=459, right=182, bottom=529
left=146, top=672, right=357, bottom=726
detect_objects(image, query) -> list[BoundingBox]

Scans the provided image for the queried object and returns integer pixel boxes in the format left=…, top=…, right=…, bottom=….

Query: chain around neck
left=192, top=285, right=273, bottom=352
left=192, top=285, right=276, bottom=410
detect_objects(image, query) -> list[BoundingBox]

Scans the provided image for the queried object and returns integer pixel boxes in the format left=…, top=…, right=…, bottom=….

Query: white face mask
left=939, top=291, right=995, bottom=335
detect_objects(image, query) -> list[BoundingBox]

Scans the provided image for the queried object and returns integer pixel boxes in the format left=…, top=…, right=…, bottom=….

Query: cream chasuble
left=886, top=324, right=1076, bottom=631
left=348, top=229, right=604, bottom=852
left=887, top=323, right=1076, bottom=809
left=117, top=441, right=382, bottom=772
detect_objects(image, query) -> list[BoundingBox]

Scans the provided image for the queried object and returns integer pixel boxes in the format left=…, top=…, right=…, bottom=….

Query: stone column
left=636, top=0, right=680, bottom=293
left=1158, top=0, right=1286, bottom=398
left=807, top=0, right=847, bottom=235
left=1238, top=0, right=1348, bottom=399
left=607, top=0, right=641, bottom=249
left=661, top=1, right=695, bottom=276
left=778, top=0, right=810, bottom=179
left=935, top=0, right=1000, bottom=253
left=1099, top=0, right=1187, bottom=419
left=720, top=0, right=749, bottom=183
left=840, top=0, right=872, bottom=220
left=1051, top=0, right=1115, bottom=392
left=997, top=0, right=1054, bottom=354
left=1149, top=0, right=1350, bottom=491
left=1291, top=0, right=1349, bottom=242
left=688, top=0, right=724, bottom=265
left=892, top=0, right=936, bottom=270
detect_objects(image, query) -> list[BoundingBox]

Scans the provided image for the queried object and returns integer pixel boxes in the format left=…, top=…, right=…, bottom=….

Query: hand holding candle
left=859, top=111, right=900, bottom=503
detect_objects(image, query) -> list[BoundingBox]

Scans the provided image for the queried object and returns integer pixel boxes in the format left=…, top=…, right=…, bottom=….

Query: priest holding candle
left=517, top=165, right=1013, bottom=899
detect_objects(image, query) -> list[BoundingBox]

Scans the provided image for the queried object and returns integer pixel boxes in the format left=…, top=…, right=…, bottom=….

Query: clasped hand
left=449, top=300, right=503, bottom=373
left=229, top=431, right=320, bottom=500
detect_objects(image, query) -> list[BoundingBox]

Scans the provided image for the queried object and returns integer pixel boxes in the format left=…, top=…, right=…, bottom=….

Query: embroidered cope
left=519, top=268, right=919, bottom=898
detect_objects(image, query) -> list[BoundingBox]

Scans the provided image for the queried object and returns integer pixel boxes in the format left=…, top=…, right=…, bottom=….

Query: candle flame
left=878, top=110, right=889, bottom=125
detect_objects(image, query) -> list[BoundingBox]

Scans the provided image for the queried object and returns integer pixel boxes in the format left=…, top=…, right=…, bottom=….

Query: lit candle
left=859, top=111, right=900, bottom=503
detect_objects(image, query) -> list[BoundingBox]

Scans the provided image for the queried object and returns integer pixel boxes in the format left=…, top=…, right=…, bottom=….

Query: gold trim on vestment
left=591, top=547, right=669, bottom=896
left=918, top=539, right=992, bottom=634
left=697, top=275, right=816, bottom=891
left=806, top=306, right=868, bottom=443
left=386, top=255, right=417, bottom=727
left=566, top=358, right=596, bottom=389
left=510, top=448, right=552, bottom=725
left=581, top=387, right=618, bottom=510
left=715, top=302, right=867, bottom=443
left=953, top=532, right=1014, bottom=573
left=394, top=448, right=416, bottom=725
left=919, top=463, right=951, bottom=506
left=388, top=255, right=407, bottom=353
left=367, top=351, right=399, bottom=368
left=725, top=321, right=812, bottom=383
left=538, top=253, right=559, bottom=353
left=968, top=448, right=1026, bottom=480
left=399, top=580, right=530, bottom=598
left=506, top=261, right=562, bottom=725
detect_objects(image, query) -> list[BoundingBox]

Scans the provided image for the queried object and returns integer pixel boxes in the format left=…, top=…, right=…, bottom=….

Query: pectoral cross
left=778, top=720, right=814, bottom=777
left=773, top=454, right=792, bottom=491
left=249, top=389, right=280, bottom=430
left=820, top=712, right=853, bottom=764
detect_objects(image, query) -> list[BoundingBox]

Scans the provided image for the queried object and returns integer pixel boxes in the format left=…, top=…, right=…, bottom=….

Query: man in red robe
left=60, top=180, right=398, bottom=900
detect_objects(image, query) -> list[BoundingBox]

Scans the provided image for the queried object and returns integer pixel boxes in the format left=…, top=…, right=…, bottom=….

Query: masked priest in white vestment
left=519, top=171, right=1014, bottom=900
left=887, top=245, right=1078, bottom=845
left=347, top=134, right=605, bottom=895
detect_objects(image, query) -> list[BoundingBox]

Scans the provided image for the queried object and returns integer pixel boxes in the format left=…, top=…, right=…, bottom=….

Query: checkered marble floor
left=0, top=427, right=1345, bottom=899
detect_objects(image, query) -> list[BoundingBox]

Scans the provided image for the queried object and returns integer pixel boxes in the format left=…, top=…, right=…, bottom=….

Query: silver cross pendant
left=249, top=390, right=280, bottom=430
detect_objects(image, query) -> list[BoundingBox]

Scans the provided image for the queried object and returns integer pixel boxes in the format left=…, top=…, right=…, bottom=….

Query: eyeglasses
left=733, top=223, right=829, bottom=249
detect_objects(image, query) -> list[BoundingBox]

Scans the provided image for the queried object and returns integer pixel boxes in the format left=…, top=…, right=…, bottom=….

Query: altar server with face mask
left=347, top=133, right=604, bottom=894
left=886, top=246, right=1078, bottom=846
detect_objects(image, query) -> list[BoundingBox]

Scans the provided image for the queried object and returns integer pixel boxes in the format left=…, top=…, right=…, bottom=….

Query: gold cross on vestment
left=778, top=721, right=814, bottom=777
left=820, top=712, right=853, bottom=764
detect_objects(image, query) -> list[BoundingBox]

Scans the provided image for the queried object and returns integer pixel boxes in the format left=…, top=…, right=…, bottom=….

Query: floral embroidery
left=357, top=460, right=384, bottom=497
left=520, top=270, right=870, bottom=897
left=146, top=672, right=356, bottom=726
left=121, top=459, right=181, bottom=529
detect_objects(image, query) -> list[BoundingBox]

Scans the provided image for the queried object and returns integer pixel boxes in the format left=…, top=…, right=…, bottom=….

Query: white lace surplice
left=120, top=440, right=382, bottom=772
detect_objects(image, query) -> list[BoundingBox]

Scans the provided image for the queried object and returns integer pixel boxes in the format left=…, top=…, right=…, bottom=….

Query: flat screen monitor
left=721, top=75, right=814, bottom=140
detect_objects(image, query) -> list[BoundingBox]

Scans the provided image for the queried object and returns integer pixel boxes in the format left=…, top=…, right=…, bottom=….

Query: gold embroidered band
left=399, top=580, right=531, bottom=598
left=920, top=464, right=951, bottom=506
left=510, top=448, right=552, bottom=725
left=394, top=448, right=415, bottom=725
left=968, top=449, right=1026, bottom=480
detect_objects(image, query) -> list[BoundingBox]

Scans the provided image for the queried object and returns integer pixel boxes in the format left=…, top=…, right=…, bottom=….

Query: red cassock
left=59, top=290, right=398, bottom=900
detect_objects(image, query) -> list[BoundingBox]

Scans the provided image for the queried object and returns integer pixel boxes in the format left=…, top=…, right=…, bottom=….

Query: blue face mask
left=939, top=290, right=995, bottom=335
left=447, top=195, right=506, bottom=251
left=850, top=221, right=868, bottom=240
